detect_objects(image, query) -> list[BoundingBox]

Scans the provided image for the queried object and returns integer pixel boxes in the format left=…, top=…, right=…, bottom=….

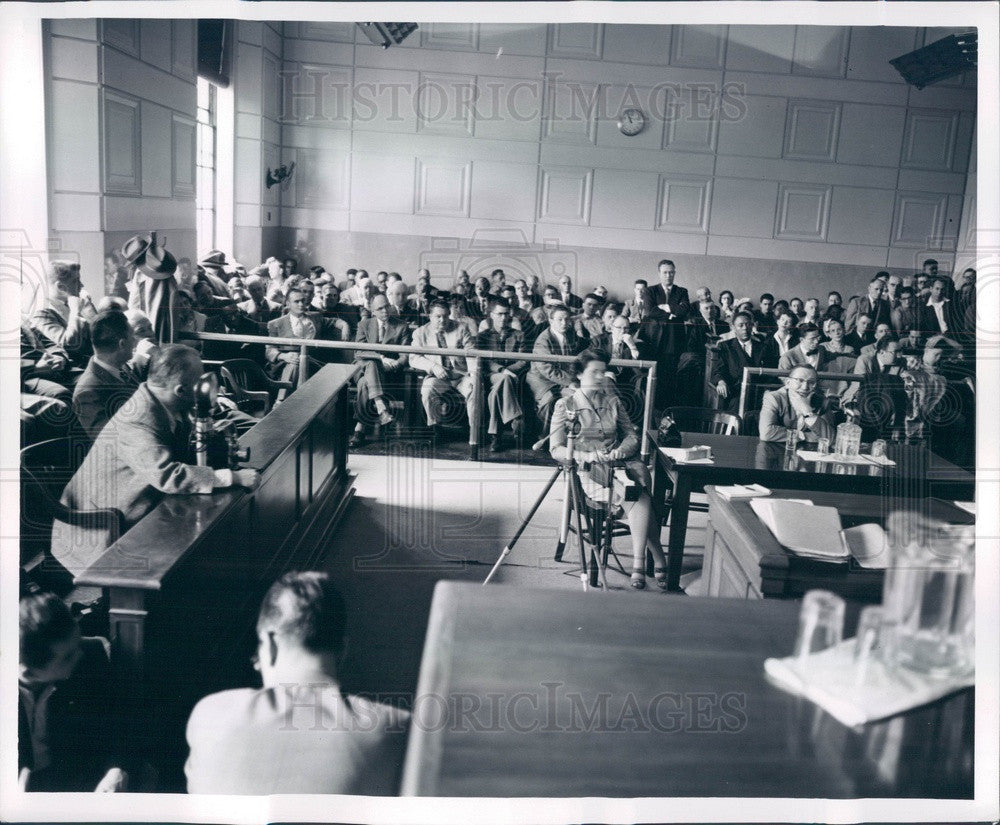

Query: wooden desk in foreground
left=402, top=582, right=973, bottom=798
left=77, top=364, right=358, bottom=694
left=703, top=487, right=975, bottom=601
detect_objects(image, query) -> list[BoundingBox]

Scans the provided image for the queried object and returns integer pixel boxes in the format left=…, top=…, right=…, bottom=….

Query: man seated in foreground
left=19, top=592, right=128, bottom=792
left=758, top=365, right=836, bottom=444
left=185, top=571, right=409, bottom=794
left=52, top=345, right=260, bottom=580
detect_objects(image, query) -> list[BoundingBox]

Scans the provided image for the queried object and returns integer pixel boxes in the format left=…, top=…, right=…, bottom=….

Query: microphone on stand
left=193, top=372, right=219, bottom=467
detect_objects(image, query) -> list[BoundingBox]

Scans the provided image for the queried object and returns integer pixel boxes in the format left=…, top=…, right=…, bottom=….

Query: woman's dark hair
left=571, top=348, right=610, bottom=377
left=20, top=592, right=76, bottom=670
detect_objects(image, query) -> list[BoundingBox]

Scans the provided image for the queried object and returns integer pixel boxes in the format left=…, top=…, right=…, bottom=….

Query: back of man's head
left=91, top=310, right=131, bottom=353
left=20, top=592, right=75, bottom=671
left=257, top=571, right=346, bottom=655
left=148, top=344, right=200, bottom=389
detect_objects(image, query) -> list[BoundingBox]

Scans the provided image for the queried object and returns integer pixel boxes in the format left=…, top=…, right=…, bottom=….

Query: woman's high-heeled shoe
left=654, top=567, right=669, bottom=590
left=630, top=569, right=646, bottom=590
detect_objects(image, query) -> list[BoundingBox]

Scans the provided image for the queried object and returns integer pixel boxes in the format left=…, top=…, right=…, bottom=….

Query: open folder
left=749, top=498, right=850, bottom=561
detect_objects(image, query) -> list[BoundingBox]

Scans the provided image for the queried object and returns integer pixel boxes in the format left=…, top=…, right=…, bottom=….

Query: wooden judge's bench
left=75, top=365, right=358, bottom=778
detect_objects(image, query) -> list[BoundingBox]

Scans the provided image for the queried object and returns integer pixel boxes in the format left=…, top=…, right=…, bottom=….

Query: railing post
left=298, top=344, right=309, bottom=389
left=640, top=363, right=657, bottom=462
left=468, top=355, right=482, bottom=461
left=738, top=366, right=749, bottom=422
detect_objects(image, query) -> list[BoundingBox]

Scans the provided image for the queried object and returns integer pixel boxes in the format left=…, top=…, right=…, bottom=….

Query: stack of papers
left=715, top=483, right=771, bottom=501
left=660, top=446, right=714, bottom=464
left=842, top=523, right=891, bottom=569
left=797, top=450, right=897, bottom=467
left=765, top=640, right=974, bottom=727
left=750, top=498, right=850, bottom=561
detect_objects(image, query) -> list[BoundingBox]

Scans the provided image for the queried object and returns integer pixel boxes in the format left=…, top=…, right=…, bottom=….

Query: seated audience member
left=920, top=276, right=962, bottom=336
left=237, top=275, right=279, bottom=322
left=761, top=310, right=799, bottom=368
left=900, top=345, right=949, bottom=441
left=843, top=313, right=873, bottom=353
left=885, top=274, right=903, bottom=307
left=477, top=299, right=528, bottom=451
left=593, top=285, right=609, bottom=302
left=265, top=288, right=340, bottom=384
left=170, top=290, right=207, bottom=351
left=384, top=280, right=417, bottom=325
left=350, top=294, right=410, bottom=447
left=718, top=290, right=736, bottom=323
left=557, top=274, right=582, bottom=310
left=318, top=282, right=362, bottom=334
left=527, top=274, right=544, bottom=304
left=470, top=277, right=494, bottom=321
left=21, top=321, right=73, bottom=405
left=453, top=269, right=471, bottom=290
left=822, top=291, right=844, bottom=324
left=779, top=322, right=835, bottom=372
left=513, top=279, right=547, bottom=336
left=52, top=345, right=259, bottom=579
left=192, top=279, right=231, bottom=315
left=198, top=251, right=233, bottom=295
left=845, top=276, right=892, bottom=333
left=914, top=273, right=931, bottom=301
left=758, top=365, right=836, bottom=444
left=955, top=268, right=976, bottom=319
left=408, top=280, right=436, bottom=321
left=19, top=593, right=129, bottom=792
left=410, top=300, right=475, bottom=436
left=31, top=261, right=98, bottom=367
left=821, top=317, right=857, bottom=357
left=341, top=270, right=372, bottom=307
left=203, top=302, right=267, bottom=364
left=694, top=286, right=712, bottom=304
left=96, top=296, right=128, bottom=313
left=549, top=350, right=668, bottom=590
left=852, top=337, right=907, bottom=440
left=72, top=311, right=140, bottom=441
left=891, top=287, right=920, bottom=336
left=711, top=311, right=764, bottom=413
left=124, top=310, right=158, bottom=378
left=226, top=276, right=250, bottom=304
left=490, top=267, right=507, bottom=293
left=574, top=293, right=605, bottom=340
left=753, top=293, right=775, bottom=332
left=374, top=270, right=389, bottom=294
left=623, top=279, right=653, bottom=324
left=174, top=257, right=198, bottom=294
left=789, top=297, right=805, bottom=320
left=527, top=303, right=586, bottom=432
left=592, top=302, right=622, bottom=350
left=604, top=312, right=645, bottom=415
left=860, top=322, right=894, bottom=356
left=771, top=299, right=791, bottom=320
left=801, top=297, right=822, bottom=326
left=448, top=293, right=480, bottom=339
left=185, top=571, right=409, bottom=795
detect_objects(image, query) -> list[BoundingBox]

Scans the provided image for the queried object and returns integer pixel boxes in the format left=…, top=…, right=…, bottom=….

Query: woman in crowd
left=718, top=290, right=735, bottom=323
left=549, top=350, right=668, bottom=591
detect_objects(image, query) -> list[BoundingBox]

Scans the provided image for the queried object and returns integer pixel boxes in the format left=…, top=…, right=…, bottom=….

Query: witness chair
left=219, top=359, right=293, bottom=416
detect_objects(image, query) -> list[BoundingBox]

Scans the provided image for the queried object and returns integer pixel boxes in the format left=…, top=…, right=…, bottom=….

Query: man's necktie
left=377, top=322, right=384, bottom=344
left=437, top=331, right=452, bottom=372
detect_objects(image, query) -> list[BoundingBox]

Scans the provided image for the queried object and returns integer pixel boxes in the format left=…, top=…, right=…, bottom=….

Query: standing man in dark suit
left=844, top=276, right=892, bottom=334
left=477, top=299, right=528, bottom=451
left=526, top=304, right=586, bottom=433
left=350, top=293, right=411, bottom=447
left=648, top=259, right=690, bottom=320
left=711, top=311, right=764, bottom=413
left=72, top=310, right=140, bottom=440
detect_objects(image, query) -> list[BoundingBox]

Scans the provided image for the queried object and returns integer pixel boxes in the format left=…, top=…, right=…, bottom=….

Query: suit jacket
left=477, top=327, right=528, bottom=376
left=237, top=296, right=279, bottom=323
left=204, top=312, right=267, bottom=363
left=558, top=292, right=583, bottom=310
left=52, top=383, right=218, bottom=578
left=844, top=295, right=892, bottom=333
left=711, top=337, right=765, bottom=397
left=527, top=327, right=585, bottom=398
left=72, top=358, right=141, bottom=440
left=778, top=345, right=837, bottom=372
left=648, top=283, right=690, bottom=320
left=30, top=297, right=97, bottom=365
left=410, top=320, right=473, bottom=377
left=185, top=684, right=409, bottom=795
left=265, top=312, right=340, bottom=363
left=919, top=299, right=962, bottom=336
left=622, top=299, right=654, bottom=325
left=890, top=305, right=920, bottom=336
left=636, top=306, right=686, bottom=360
left=760, top=331, right=798, bottom=369
left=19, top=637, right=119, bottom=792
left=354, top=315, right=411, bottom=366
left=759, top=387, right=836, bottom=443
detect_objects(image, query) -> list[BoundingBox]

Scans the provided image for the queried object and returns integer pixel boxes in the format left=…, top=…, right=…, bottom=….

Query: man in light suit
left=526, top=304, right=586, bottom=433
left=72, top=310, right=141, bottom=440
left=185, top=572, right=409, bottom=795
left=476, top=299, right=528, bottom=451
left=265, top=287, right=342, bottom=385
left=844, top=276, right=892, bottom=334
left=759, top=365, right=836, bottom=443
left=410, top=299, right=475, bottom=435
left=350, top=293, right=411, bottom=447
left=52, top=345, right=259, bottom=580
left=778, top=323, right=835, bottom=372
left=30, top=260, right=98, bottom=367
left=711, top=311, right=765, bottom=413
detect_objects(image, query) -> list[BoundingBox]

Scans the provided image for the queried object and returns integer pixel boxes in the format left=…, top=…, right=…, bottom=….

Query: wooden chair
left=20, top=437, right=124, bottom=597
left=663, top=406, right=742, bottom=436
left=219, top=359, right=293, bottom=417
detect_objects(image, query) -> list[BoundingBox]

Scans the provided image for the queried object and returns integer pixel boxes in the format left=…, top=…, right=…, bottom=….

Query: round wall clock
left=617, top=108, right=646, bottom=136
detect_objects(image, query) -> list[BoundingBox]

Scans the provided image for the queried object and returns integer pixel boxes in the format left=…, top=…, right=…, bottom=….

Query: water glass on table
left=794, top=590, right=845, bottom=661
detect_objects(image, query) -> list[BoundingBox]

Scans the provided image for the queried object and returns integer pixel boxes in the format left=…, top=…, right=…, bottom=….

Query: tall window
left=196, top=77, right=217, bottom=253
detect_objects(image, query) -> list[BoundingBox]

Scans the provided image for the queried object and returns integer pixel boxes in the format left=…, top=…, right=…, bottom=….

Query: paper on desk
left=842, top=523, right=891, bottom=568
left=797, top=450, right=897, bottom=467
left=953, top=501, right=976, bottom=516
left=660, top=446, right=714, bottom=464
left=750, top=498, right=849, bottom=561
left=715, top=483, right=771, bottom=500
left=764, top=640, right=974, bottom=727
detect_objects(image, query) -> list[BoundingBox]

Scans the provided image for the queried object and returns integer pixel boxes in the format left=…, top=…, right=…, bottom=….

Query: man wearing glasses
left=759, top=365, right=836, bottom=443
left=476, top=299, right=528, bottom=451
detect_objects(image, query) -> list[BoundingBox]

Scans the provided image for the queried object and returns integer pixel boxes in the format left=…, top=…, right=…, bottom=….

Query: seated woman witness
left=549, top=350, right=668, bottom=591
left=759, top=365, right=837, bottom=444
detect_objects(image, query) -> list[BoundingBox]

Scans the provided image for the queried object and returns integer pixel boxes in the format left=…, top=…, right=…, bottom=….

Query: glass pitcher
left=883, top=511, right=975, bottom=678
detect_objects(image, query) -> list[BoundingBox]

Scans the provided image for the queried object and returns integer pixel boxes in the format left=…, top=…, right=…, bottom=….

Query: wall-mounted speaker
left=890, top=32, right=977, bottom=90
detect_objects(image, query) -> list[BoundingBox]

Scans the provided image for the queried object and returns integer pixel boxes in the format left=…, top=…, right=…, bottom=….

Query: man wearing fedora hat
left=122, top=233, right=180, bottom=345
left=30, top=261, right=98, bottom=367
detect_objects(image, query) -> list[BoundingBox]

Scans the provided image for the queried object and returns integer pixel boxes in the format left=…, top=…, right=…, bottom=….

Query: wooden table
left=702, top=486, right=975, bottom=601
left=402, top=582, right=973, bottom=797
left=653, top=433, right=975, bottom=591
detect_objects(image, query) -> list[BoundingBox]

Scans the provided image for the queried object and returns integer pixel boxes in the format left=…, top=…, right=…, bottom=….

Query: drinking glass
left=794, top=590, right=845, bottom=661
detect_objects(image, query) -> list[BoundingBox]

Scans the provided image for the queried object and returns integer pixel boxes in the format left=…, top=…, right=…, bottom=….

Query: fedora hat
left=137, top=233, right=177, bottom=280
left=201, top=250, right=227, bottom=268
left=121, top=234, right=151, bottom=266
